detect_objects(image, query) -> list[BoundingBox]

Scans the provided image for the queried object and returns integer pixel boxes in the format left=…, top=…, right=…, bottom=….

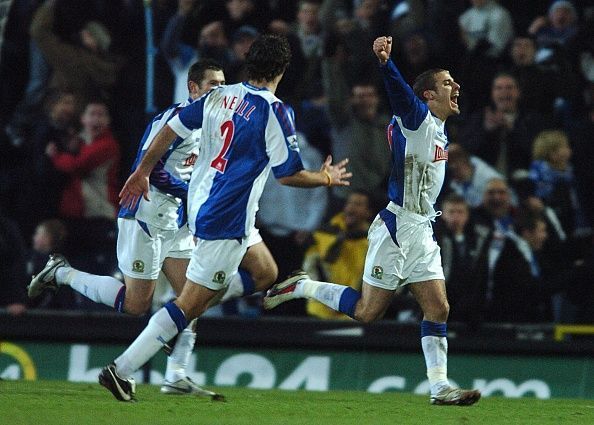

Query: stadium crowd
left=0, top=0, right=593, bottom=324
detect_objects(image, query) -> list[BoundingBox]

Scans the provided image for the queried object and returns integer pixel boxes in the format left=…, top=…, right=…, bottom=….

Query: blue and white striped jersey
left=118, top=98, right=200, bottom=230
left=168, top=82, right=304, bottom=240
left=381, top=59, right=448, bottom=218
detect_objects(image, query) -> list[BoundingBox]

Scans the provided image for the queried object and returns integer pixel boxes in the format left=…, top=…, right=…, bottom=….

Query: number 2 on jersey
left=211, top=120, right=235, bottom=172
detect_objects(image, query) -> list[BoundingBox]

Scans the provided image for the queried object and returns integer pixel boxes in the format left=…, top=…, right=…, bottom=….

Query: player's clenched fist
left=373, top=36, right=392, bottom=65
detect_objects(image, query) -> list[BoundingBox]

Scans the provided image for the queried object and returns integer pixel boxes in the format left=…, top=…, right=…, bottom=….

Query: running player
left=28, top=60, right=232, bottom=398
left=97, top=34, right=351, bottom=402
left=263, top=36, right=481, bottom=406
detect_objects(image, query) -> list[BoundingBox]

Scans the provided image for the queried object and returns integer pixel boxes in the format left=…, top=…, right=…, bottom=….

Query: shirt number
left=210, top=120, right=234, bottom=173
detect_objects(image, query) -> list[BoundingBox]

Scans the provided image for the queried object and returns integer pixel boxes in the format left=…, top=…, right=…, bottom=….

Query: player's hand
left=373, top=36, right=392, bottom=65
left=321, top=155, right=351, bottom=187
left=119, top=169, right=150, bottom=209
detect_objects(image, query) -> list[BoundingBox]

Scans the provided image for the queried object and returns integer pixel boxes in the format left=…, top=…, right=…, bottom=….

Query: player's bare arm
left=119, top=124, right=178, bottom=209
left=373, top=36, right=392, bottom=65
left=278, top=155, right=351, bottom=188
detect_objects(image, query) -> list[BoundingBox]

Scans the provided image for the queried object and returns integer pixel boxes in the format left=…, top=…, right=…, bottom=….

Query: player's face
left=192, top=70, right=226, bottom=99
left=428, top=71, right=460, bottom=120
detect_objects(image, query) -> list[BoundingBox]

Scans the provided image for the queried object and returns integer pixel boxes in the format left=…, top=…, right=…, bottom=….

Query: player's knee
left=426, top=300, right=449, bottom=322
left=124, top=300, right=152, bottom=316
left=354, top=305, right=382, bottom=323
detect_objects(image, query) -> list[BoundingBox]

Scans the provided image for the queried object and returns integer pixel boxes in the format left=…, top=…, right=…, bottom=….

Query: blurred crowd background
left=0, top=0, right=593, bottom=325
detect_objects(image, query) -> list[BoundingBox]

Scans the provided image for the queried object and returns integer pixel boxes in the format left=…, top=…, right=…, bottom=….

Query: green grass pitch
left=1, top=380, right=593, bottom=425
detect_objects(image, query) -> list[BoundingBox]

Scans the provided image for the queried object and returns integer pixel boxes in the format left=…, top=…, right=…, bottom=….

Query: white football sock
left=296, top=278, right=349, bottom=311
left=421, top=336, right=450, bottom=395
left=165, top=319, right=197, bottom=382
left=115, top=307, right=182, bottom=378
left=56, top=267, right=123, bottom=308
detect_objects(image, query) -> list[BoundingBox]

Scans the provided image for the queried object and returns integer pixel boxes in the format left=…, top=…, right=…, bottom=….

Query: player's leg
left=102, top=238, right=246, bottom=401
left=28, top=218, right=161, bottom=314
left=160, top=257, right=205, bottom=394
left=408, top=279, right=480, bottom=405
left=214, top=239, right=278, bottom=306
left=264, top=212, right=396, bottom=320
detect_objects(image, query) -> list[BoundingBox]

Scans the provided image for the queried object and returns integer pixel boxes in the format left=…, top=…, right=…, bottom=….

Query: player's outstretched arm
left=278, top=155, right=351, bottom=188
left=119, top=124, right=178, bottom=209
left=373, top=36, right=424, bottom=122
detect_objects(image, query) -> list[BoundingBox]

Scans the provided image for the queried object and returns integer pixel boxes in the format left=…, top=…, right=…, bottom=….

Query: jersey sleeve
left=266, top=102, right=304, bottom=178
left=168, top=95, right=207, bottom=138
left=380, top=59, right=429, bottom=131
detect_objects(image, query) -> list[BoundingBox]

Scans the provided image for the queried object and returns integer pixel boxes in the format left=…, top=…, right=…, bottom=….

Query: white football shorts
left=186, top=226, right=262, bottom=291
left=117, top=218, right=194, bottom=280
left=364, top=203, right=444, bottom=290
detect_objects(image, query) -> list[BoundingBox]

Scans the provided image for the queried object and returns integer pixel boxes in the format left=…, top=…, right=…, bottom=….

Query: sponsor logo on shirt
left=184, top=153, right=197, bottom=167
left=434, top=145, right=448, bottom=162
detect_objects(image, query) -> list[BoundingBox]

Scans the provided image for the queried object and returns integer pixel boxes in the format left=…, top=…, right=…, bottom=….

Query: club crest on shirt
left=434, top=145, right=448, bottom=162
left=212, top=271, right=226, bottom=285
left=132, top=260, right=145, bottom=273
left=371, top=265, right=383, bottom=280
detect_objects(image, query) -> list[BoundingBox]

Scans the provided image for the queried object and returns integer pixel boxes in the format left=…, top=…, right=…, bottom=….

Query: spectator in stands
left=459, top=72, right=544, bottom=177
left=26, top=219, right=76, bottom=309
left=223, top=0, right=271, bottom=36
left=504, top=34, right=564, bottom=122
left=9, top=89, right=80, bottom=240
left=528, top=0, right=579, bottom=64
left=529, top=130, right=591, bottom=252
left=47, top=100, right=120, bottom=222
left=445, top=143, right=504, bottom=208
left=480, top=212, right=551, bottom=323
left=458, top=0, right=514, bottom=59
left=303, top=190, right=372, bottom=320
left=46, top=99, right=120, bottom=278
left=0, top=210, right=28, bottom=316
left=456, top=0, right=514, bottom=114
left=473, top=178, right=516, bottom=239
left=228, top=25, right=259, bottom=83
left=161, top=2, right=233, bottom=102
left=30, top=0, right=123, bottom=105
left=322, top=49, right=390, bottom=210
left=434, top=194, right=490, bottom=323
left=463, top=178, right=551, bottom=323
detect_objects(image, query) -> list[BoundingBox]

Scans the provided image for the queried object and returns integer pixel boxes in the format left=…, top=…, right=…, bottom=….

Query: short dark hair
left=245, top=34, right=291, bottom=82
left=413, top=68, right=446, bottom=102
left=188, top=59, right=224, bottom=84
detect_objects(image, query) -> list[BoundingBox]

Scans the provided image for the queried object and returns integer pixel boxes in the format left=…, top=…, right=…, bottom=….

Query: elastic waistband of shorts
left=385, top=202, right=441, bottom=223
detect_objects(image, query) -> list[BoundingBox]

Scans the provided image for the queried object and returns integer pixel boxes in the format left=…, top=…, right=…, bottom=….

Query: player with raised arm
left=264, top=36, right=481, bottom=406
left=28, top=60, right=230, bottom=398
left=98, top=34, right=351, bottom=402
